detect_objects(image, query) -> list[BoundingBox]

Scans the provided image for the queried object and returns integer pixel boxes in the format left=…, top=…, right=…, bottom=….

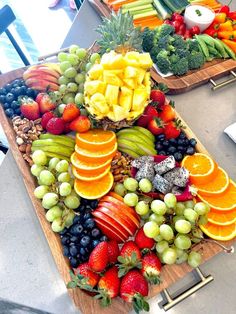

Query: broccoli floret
left=172, top=34, right=187, bottom=50
left=150, top=46, right=162, bottom=62
left=188, top=51, right=205, bottom=70
left=175, top=48, right=190, bottom=59
left=142, top=27, right=155, bottom=52
left=157, top=24, right=175, bottom=38
left=171, top=57, right=189, bottom=76
left=187, top=39, right=200, bottom=52
left=158, top=35, right=175, bottom=52
left=156, top=50, right=172, bottom=74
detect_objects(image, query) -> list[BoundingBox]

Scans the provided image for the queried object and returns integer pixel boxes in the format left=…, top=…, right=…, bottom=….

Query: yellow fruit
left=138, top=53, right=153, bottom=69
left=113, top=105, right=128, bottom=121
left=124, top=66, right=139, bottom=78
left=109, top=54, right=126, bottom=69
left=90, top=93, right=109, bottom=114
left=124, top=51, right=140, bottom=67
left=88, top=64, right=103, bottom=80
left=119, top=87, right=133, bottom=111
left=123, top=78, right=136, bottom=89
left=136, top=68, right=146, bottom=85
left=103, top=71, right=123, bottom=86
left=84, top=81, right=106, bottom=95
left=105, top=85, right=119, bottom=106
left=132, top=88, right=148, bottom=111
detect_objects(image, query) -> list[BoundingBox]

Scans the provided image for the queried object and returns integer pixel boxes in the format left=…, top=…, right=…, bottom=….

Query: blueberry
left=189, top=138, right=197, bottom=147
left=73, top=215, right=81, bottom=224
left=174, top=152, right=183, bottom=162
left=162, top=140, right=169, bottom=148
left=177, top=146, right=186, bottom=153
left=78, top=204, right=86, bottom=212
left=70, top=236, right=79, bottom=243
left=80, top=236, right=91, bottom=247
left=91, top=228, right=101, bottom=238
left=177, top=139, right=185, bottom=146
left=82, top=212, right=92, bottom=221
left=0, top=88, right=7, bottom=95
left=19, top=86, right=27, bottom=95
left=15, top=108, right=21, bottom=115
left=26, top=88, right=35, bottom=97
left=90, top=200, right=98, bottom=209
left=14, top=86, right=22, bottom=97
left=84, top=218, right=95, bottom=230
left=5, top=93, right=15, bottom=103
left=156, top=134, right=165, bottom=141
left=158, top=150, right=166, bottom=156
left=11, top=100, right=20, bottom=110
left=70, top=246, right=78, bottom=257
left=63, top=245, right=70, bottom=257
left=167, top=146, right=176, bottom=154
left=3, top=103, right=10, bottom=110
left=13, top=79, right=21, bottom=86
left=0, top=95, right=6, bottom=103
left=61, top=235, right=70, bottom=245
left=70, top=257, right=79, bottom=268
left=92, top=239, right=100, bottom=248
left=179, top=132, right=186, bottom=139
left=59, top=228, right=68, bottom=235
left=169, top=138, right=177, bottom=146
left=79, top=247, right=87, bottom=256
left=186, top=146, right=195, bottom=155
left=5, top=108, right=14, bottom=117
left=100, top=235, right=108, bottom=242
left=155, top=143, right=163, bottom=151
left=5, top=84, right=12, bottom=92
left=70, top=224, right=84, bottom=236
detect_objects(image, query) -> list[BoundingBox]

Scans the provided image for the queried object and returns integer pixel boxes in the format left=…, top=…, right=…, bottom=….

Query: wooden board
left=88, top=0, right=236, bottom=94
left=0, top=68, right=234, bottom=314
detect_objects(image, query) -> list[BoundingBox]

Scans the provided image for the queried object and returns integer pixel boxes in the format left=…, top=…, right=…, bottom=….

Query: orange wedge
left=208, top=208, right=236, bottom=226
left=74, top=172, right=114, bottom=199
left=200, top=221, right=236, bottom=241
left=198, top=180, right=236, bottom=211
left=196, top=167, right=230, bottom=196
left=75, top=143, right=117, bottom=163
left=76, top=129, right=116, bottom=150
left=181, top=153, right=218, bottom=185
left=72, top=165, right=110, bottom=181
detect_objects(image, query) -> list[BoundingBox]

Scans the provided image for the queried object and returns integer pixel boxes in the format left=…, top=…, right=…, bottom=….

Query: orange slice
left=71, top=152, right=112, bottom=174
left=75, top=143, right=117, bottom=163
left=198, top=180, right=236, bottom=211
left=76, top=129, right=116, bottom=150
left=200, top=221, right=236, bottom=241
left=196, top=167, right=230, bottom=196
left=181, top=153, right=218, bottom=185
left=72, top=165, right=110, bottom=181
left=208, top=208, right=236, bottom=226
left=74, top=172, right=113, bottom=199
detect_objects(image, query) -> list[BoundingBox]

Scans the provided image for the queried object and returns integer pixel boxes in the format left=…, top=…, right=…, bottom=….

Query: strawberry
left=63, top=122, right=71, bottom=134
left=164, top=118, right=183, bottom=139
left=141, top=252, right=162, bottom=285
left=20, top=97, right=40, bottom=120
left=118, top=241, right=142, bottom=277
left=147, top=117, right=165, bottom=135
left=62, top=103, right=80, bottom=122
left=144, top=104, right=159, bottom=117
left=120, top=270, right=149, bottom=312
left=136, top=115, right=151, bottom=128
left=134, top=227, right=155, bottom=250
left=159, top=101, right=176, bottom=123
left=107, top=240, right=120, bottom=264
left=150, top=89, right=166, bottom=108
left=88, top=241, right=109, bottom=272
left=96, top=266, right=120, bottom=307
left=74, top=262, right=100, bottom=288
left=41, top=111, right=55, bottom=129
left=69, top=115, right=91, bottom=133
left=46, top=117, right=65, bottom=135
left=36, top=92, right=56, bottom=114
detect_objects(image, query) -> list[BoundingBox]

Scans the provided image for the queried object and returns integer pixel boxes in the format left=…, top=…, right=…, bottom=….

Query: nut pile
left=12, top=116, right=43, bottom=165
left=111, top=151, right=133, bottom=184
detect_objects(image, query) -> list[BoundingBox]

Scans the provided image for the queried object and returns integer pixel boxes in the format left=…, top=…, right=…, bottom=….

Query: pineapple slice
left=113, top=105, right=128, bottom=121
left=101, top=51, right=116, bottom=69
left=127, top=109, right=144, bottom=120
left=105, top=85, right=119, bottom=106
left=144, top=72, right=151, bottom=86
left=84, top=81, right=106, bottom=95
left=119, top=86, right=133, bottom=112
left=124, top=51, right=140, bottom=67
left=90, top=93, right=109, bottom=114
left=103, top=71, right=123, bottom=86
left=109, top=54, right=126, bottom=69
left=138, top=53, right=153, bottom=69
left=123, top=78, right=136, bottom=89
left=136, top=68, right=146, bottom=85
left=88, top=64, right=103, bottom=80
left=124, top=66, right=139, bottom=79
left=132, top=88, right=148, bottom=111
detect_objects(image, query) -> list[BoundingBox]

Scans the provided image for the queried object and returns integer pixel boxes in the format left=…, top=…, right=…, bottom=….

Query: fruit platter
left=88, top=0, right=236, bottom=93
left=0, top=10, right=235, bottom=314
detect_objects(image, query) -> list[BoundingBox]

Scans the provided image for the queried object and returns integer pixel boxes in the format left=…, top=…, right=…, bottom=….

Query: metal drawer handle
left=161, top=267, right=213, bottom=311
left=210, top=70, right=236, bottom=91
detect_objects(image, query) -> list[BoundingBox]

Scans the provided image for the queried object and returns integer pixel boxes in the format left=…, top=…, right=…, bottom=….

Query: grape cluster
left=0, top=79, right=38, bottom=119
left=31, top=150, right=81, bottom=232
left=56, top=44, right=100, bottom=106
left=155, top=132, right=197, bottom=162
left=59, top=199, right=106, bottom=268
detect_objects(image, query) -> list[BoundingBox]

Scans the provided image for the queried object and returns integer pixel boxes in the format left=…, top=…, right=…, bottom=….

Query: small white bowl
left=184, top=5, right=215, bottom=32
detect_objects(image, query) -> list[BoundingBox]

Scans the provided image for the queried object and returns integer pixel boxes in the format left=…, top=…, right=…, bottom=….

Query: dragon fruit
left=153, top=174, right=173, bottom=194
left=131, top=156, right=154, bottom=168
left=163, top=167, right=189, bottom=187
left=154, top=155, right=175, bottom=175
left=135, top=162, right=155, bottom=182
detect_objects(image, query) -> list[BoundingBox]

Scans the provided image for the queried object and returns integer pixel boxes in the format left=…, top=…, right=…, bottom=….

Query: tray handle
left=210, top=70, right=236, bottom=90
left=161, top=267, right=213, bottom=311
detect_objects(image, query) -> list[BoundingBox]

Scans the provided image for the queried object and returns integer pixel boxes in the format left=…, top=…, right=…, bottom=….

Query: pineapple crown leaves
left=96, top=10, right=143, bottom=54
left=132, top=293, right=150, bottom=314
left=117, top=252, right=142, bottom=278
left=67, top=270, right=95, bottom=292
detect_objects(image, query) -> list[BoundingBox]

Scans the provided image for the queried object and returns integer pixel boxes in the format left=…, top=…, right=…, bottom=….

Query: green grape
left=164, top=193, right=177, bottom=208
left=175, top=202, right=186, bottom=215
left=31, top=164, right=44, bottom=177
left=46, top=206, right=63, bottom=222
left=184, top=208, right=199, bottom=223
left=175, top=219, right=192, bottom=234
left=80, top=108, right=88, bottom=116
left=184, top=200, right=195, bottom=209
left=69, top=44, right=79, bottom=54
left=53, top=91, right=61, bottom=100
left=58, top=75, right=70, bottom=85
left=63, top=210, right=75, bottom=227
left=67, top=82, right=78, bottom=93
left=90, top=52, right=101, bottom=64
left=135, top=201, right=149, bottom=216
left=123, top=193, right=138, bottom=207
left=166, top=207, right=174, bottom=214
left=37, top=177, right=44, bottom=186
left=192, top=228, right=203, bottom=241
left=42, top=193, right=59, bottom=209
left=75, top=73, right=85, bottom=84
left=32, top=150, right=47, bottom=166
left=62, top=93, right=75, bottom=104
left=188, top=251, right=201, bottom=268
left=34, top=185, right=49, bottom=199
left=156, top=240, right=169, bottom=254
left=114, top=183, right=126, bottom=197
left=139, top=178, right=152, bottom=193
left=149, top=213, right=165, bottom=225
left=159, top=224, right=174, bottom=241
left=162, top=248, right=177, bottom=265
left=194, top=202, right=210, bottom=215
left=56, top=160, right=69, bottom=173
left=59, top=84, right=67, bottom=93
left=58, top=172, right=71, bottom=183
left=175, top=247, right=184, bottom=258
left=60, top=61, right=72, bottom=73
left=85, top=62, right=92, bottom=72
left=48, top=157, right=60, bottom=171
left=67, top=53, right=79, bottom=66
left=39, top=170, right=55, bottom=186
left=51, top=217, right=65, bottom=232
left=174, top=234, right=192, bottom=250
left=76, top=48, right=87, bottom=59
left=58, top=104, right=66, bottom=115
left=78, top=83, right=84, bottom=93
left=75, top=92, right=84, bottom=105
left=154, top=234, right=163, bottom=242
left=143, top=221, right=159, bottom=238
left=64, top=194, right=80, bottom=209
left=176, top=252, right=188, bottom=264
left=151, top=200, right=167, bottom=215
left=59, top=182, right=72, bottom=197
left=173, top=215, right=185, bottom=224
left=198, top=215, right=208, bottom=225
left=124, top=178, right=138, bottom=192
left=64, top=67, right=77, bottom=78
left=58, top=52, right=68, bottom=62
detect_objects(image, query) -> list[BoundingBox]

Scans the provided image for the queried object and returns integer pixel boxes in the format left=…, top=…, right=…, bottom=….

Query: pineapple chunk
left=124, top=51, right=140, bottom=67
left=138, top=53, right=153, bottom=69
left=132, top=88, right=148, bottom=111
left=90, top=93, right=109, bottom=114
left=101, top=51, right=116, bottom=69
left=113, top=105, right=128, bottom=121
left=105, top=85, right=119, bottom=106
left=127, top=109, right=144, bottom=120
left=103, top=71, right=123, bottom=86
left=123, top=78, right=136, bottom=89
left=143, top=72, right=151, bottom=87
left=136, top=68, right=146, bottom=85
left=124, top=66, right=139, bottom=79
left=109, top=54, right=126, bottom=69
left=84, top=81, right=106, bottom=95
left=88, top=64, right=103, bottom=80
left=107, top=111, right=116, bottom=122
left=119, top=87, right=133, bottom=112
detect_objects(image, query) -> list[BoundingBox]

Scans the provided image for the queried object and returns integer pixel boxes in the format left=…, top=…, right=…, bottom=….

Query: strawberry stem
left=132, top=293, right=150, bottom=313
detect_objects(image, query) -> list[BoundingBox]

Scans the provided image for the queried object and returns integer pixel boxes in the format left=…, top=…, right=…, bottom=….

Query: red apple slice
left=93, top=218, right=125, bottom=243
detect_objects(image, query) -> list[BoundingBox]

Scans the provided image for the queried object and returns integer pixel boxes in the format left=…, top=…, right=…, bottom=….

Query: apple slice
left=107, top=192, right=124, bottom=202
left=93, top=218, right=126, bottom=243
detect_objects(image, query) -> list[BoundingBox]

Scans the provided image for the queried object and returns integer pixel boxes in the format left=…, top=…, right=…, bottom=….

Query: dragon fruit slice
left=131, top=156, right=154, bottom=168
left=135, top=162, right=155, bottom=182
left=153, top=174, right=173, bottom=194
left=154, top=155, right=175, bottom=175
left=163, top=167, right=189, bottom=187
left=176, top=182, right=194, bottom=201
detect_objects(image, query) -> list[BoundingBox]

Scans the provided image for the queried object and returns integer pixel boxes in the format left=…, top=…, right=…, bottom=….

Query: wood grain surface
left=88, top=0, right=236, bottom=94
left=0, top=68, right=234, bottom=314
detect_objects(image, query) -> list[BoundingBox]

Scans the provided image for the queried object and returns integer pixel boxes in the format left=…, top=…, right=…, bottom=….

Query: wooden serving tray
left=0, top=68, right=234, bottom=313
left=88, top=0, right=236, bottom=95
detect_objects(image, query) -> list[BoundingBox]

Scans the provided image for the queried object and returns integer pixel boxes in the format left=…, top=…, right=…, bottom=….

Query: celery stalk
left=122, top=4, right=153, bottom=13
left=133, top=10, right=157, bottom=20
left=129, top=8, right=154, bottom=16
left=122, top=0, right=153, bottom=10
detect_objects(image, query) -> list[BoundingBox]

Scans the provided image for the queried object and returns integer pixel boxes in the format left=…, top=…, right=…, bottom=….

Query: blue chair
left=0, top=5, right=30, bottom=66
